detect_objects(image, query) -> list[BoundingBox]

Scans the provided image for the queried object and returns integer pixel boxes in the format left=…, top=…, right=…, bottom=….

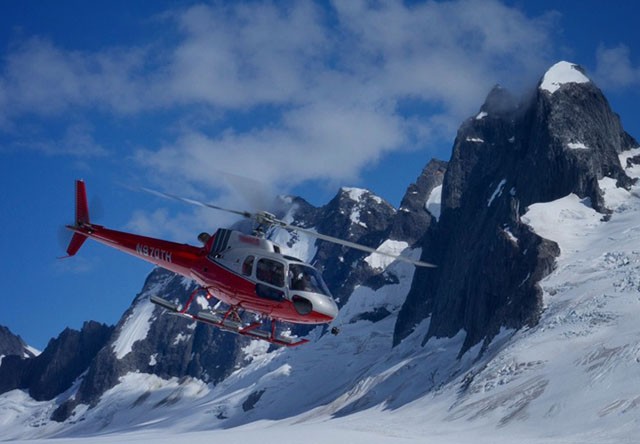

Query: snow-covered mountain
left=2, top=61, right=640, bottom=443
left=395, top=60, right=636, bottom=352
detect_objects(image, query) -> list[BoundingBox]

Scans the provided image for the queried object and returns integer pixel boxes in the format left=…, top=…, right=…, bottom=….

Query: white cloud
left=12, top=123, right=108, bottom=158
left=160, top=2, right=327, bottom=108
left=2, top=37, right=149, bottom=117
left=594, top=44, right=640, bottom=90
left=126, top=0, right=556, bottom=196
left=1, top=0, right=559, bottom=203
left=133, top=99, right=408, bottom=194
left=125, top=206, right=231, bottom=243
left=329, top=0, right=556, bottom=111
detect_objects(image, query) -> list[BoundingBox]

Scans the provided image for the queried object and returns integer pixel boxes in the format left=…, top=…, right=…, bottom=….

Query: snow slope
left=5, top=150, right=640, bottom=443
left=111, top=299, right=156, bottom=360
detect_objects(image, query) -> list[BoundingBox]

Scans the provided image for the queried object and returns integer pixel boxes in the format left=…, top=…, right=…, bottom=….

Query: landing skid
left=150, top=291, right=309, bottom=347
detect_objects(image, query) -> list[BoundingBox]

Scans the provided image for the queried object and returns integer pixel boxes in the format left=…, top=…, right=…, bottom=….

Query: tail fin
left=75, top=179, right=90, bottom=225
left=65, top=180, right=90, bottom=257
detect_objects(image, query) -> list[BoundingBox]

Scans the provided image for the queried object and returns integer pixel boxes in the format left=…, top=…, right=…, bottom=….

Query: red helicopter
left=64, top=180, right=435, bottom=347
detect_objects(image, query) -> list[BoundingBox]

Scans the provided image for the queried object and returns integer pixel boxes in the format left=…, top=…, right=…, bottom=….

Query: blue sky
left=1, top=0, right=639, bottom=350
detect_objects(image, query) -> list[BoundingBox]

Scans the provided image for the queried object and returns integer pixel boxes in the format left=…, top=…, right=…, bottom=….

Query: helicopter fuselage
left=67, top=221, right=339, bottom=325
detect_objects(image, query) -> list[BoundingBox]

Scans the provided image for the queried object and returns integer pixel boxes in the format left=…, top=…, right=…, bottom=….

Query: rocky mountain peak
left=391, top=159, right=447, bottom=244
left=0, top=325, right=36, bottom=360
left=527, top=61, right=635, bottom=212
left=478, top=84, right=518, bottom=117
left=395, top=60, right=638, bottom=351
left=329, top=187, right=394, bottom=230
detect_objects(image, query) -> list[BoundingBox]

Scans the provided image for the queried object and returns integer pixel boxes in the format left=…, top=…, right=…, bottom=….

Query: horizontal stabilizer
left=66, top=232, right=88, bottom=257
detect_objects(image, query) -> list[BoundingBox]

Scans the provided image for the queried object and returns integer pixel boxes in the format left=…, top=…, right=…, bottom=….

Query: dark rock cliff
left=0, top=321, right=113, bottom=401
left=390, top=159, right=447, bottom=244
left=394, top=62, right=638, bottom=351
left=0, top=325, right=35, bottom=359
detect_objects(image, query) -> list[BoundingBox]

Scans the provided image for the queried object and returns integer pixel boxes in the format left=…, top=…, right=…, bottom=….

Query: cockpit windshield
left=288, top=263, right=331, bottom=296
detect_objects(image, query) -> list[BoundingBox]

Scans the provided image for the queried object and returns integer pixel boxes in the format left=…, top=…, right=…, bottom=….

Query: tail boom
left=63, top=179, right=203, bottom=274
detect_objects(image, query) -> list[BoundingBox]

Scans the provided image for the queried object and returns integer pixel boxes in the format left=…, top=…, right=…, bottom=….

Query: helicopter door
left=255, top=258, right=285, bottom=301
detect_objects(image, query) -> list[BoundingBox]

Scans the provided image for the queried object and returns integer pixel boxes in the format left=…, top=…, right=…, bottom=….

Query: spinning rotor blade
left=138, top=187, right=288, bottom=230
left=139, top=187, right=252, bottom=219
left=278, top=223, right=437, bottom=268
left=138, top=186, right=436, bottom=268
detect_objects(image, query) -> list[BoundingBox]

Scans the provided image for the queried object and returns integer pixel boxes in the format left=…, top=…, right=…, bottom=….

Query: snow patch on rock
left=619, top=147, right=640, bottom=178
left=487, top=179, right=507, bottom=207
left=426, top=184, right=442, bottom=221
left=567, top=142, right=589, bottom=150
left=342, top=187, right=383, bottom=205
left=364, top=239, right=410, bottom=270
left=269, top=226, right=318, bottom=263
left=24, top=345, right=41, bottom=357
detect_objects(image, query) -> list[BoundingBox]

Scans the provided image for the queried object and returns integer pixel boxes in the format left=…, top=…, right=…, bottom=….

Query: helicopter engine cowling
left=292, top=295, right=313, bottom=315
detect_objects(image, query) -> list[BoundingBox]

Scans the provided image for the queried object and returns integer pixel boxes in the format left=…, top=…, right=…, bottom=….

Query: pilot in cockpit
left=289, top=264, right=314, bottom=292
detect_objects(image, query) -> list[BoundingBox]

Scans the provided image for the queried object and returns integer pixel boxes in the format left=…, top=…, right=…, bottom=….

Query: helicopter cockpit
left=288, top=263, right=331, bottom=296
left=205, top=228, right=338, bottom=319
left=240, top=255, right=331, bottom=297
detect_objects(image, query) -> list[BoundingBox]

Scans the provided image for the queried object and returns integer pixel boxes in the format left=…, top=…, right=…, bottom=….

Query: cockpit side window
left=256, top=258, right=285, bottom=288
left=288, top=264, right=331, bottom=296
left=242, top=256, right=254, bottom=276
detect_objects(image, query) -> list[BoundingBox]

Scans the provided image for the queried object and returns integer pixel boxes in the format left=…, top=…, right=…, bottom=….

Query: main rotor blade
left=139, top=187, right=252, bottom=219
left=280, top=223, right=437, bottom=268
left=136, top=186, right=436, bottom=268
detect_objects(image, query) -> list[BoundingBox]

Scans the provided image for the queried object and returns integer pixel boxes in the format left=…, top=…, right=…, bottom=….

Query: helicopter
left=64, top=180, right=436, bottom=347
